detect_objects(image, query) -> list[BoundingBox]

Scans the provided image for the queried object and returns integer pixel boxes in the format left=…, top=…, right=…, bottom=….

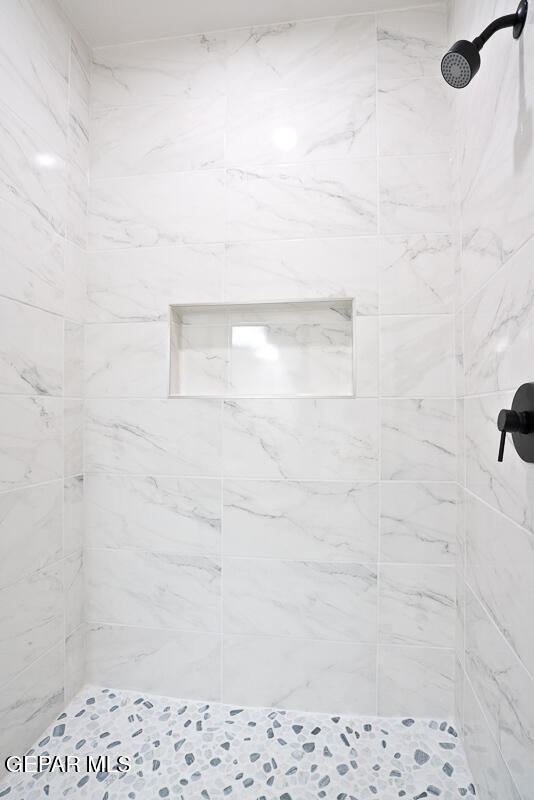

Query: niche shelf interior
left=169, top=298, right=355, bottom=399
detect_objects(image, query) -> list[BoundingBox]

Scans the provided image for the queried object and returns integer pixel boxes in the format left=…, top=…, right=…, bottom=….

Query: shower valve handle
left=497, top=408, right=532, bottom=461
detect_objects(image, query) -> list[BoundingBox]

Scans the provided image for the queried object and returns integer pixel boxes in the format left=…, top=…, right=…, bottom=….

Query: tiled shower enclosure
left=1, top=0, right=533, bottom=797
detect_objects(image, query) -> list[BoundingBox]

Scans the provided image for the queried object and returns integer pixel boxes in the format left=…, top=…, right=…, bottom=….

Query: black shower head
left=441, top=40, right=481, bottom=89
left=441, top=0, right=528, bottom=89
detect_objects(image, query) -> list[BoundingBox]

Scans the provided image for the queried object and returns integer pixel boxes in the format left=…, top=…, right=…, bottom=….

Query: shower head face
left=441, top=40, right=481, bottom=88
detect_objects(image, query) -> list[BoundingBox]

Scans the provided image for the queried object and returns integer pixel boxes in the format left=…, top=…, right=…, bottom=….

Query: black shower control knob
left=498, top=409, right=530, bottom=434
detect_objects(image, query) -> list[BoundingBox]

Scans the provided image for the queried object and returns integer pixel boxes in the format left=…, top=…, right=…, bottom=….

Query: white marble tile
left=223, top=480, right=378, bottom=562
left=377, top=6, right=447, bottom=80
left=465, top=586, right=534, bottom=799
left=65, top=623, right=85, bottom=703
left=0, top=562, right=63, bottom=686
left=0, top=200, right=64, bottom=315
left=465, top=391, right=534, bottom=533
left=65, top=159, right=88, bottom=249
left=227, top=160, right=377, bottom=241
left=0, top=396, right=62, bottom=491
left=226, top=15, right=376, bottom=93
left=380, top=315, right=455, bottom=397
left=91, top=96, right=226, bottom=177
left=64, top=397, right=83, bottom=478
left=64, top=242, right=86, bottom=324
left=379, top=233, right=455, bottom=314
left=223, top=635, right=376, bottom=714
left=378, top=77, right=449, bottom=156
left=0, top=0, right=70, bottom=153
left=64, top=474, right=83, bottom=556
left=85, top=398, right=221, bottom=476
left=0, top=643, right=63, bottom=769
left=87, top=243, right=224, bottom=323
left=381, top=398, right=456, bottom=481
left=380, top=482, right=456, bottom=565
left=85, top=475, right=221, bottom=555
left=64, top=320, right=83, bottom=398
left=465, top=491, right=534, bottom=678
left=228, top=320, right=353, bottom=398
left=223, top=557, right=377, bottom=642
left=226, top=84, right=376, bottom=165
left=85, top=548, right=221, bottom=633
left=91, top=33, right=227, bottom=107
left=86, top=624, right=221, bottom=701
left=464, top=235, right=534, bottom=396
left=378, top=645, right=455, bottom=718
left=379, top=155, right=452, bottom=234
left=85, top=322, right=168, bottom=398
left=64, top=552, right=83, bottom=636
left=224, top=237, right=378, bottom=314
left=355, top=316, right=379, bottom=398
left=0, top=104, right=67, bottom=237
left=170, top=323, right=229, bottom=396
left=0, top=481, right=62, bottom=589
left=223, top=398, right=378, bottom=480
left=379, top=564, right=455, bottom=647
left=463, top=678, right=521, bottom=800
left=89, top=170, right=226, bottom=249
left=0, top=297, right=63, bottom=396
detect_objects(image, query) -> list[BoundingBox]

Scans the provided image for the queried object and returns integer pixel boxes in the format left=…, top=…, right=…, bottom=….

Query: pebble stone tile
left=0, top=687, right=476, bottom=799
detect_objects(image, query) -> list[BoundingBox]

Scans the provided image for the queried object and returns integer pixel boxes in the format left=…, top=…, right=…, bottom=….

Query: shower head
left=441, top=40, right=480, bottom=89
left=441, top=0, right=528, bottom=89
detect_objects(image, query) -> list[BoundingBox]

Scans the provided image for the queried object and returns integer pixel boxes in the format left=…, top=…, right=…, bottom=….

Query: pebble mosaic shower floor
left=0, top=687, right=476, bottom=800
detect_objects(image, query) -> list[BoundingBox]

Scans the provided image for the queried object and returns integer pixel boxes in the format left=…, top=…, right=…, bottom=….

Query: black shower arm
left=473, top=13, right=520, bottom=50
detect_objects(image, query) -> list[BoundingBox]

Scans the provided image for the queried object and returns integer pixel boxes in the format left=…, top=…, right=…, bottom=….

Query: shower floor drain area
left=0, top=687, right=475, bottom=800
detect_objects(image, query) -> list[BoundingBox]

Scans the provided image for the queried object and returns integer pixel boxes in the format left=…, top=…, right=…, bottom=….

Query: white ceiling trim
left=58, top=0, right=442, bottom=48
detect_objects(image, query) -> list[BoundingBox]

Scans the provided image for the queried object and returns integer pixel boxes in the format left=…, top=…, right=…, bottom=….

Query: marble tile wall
left=450, top=1, right=534, bottom=797
left=0, top=0, right=89, bottom=774
left=84, top=1, right=456, bottom=720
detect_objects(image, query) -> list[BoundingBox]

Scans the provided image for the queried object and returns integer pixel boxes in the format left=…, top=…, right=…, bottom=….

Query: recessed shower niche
left=169, top=298, right=355, bottom=398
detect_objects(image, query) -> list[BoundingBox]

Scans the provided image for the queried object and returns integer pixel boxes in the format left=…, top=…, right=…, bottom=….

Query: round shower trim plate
left=514, top=0, right=528, bottom=39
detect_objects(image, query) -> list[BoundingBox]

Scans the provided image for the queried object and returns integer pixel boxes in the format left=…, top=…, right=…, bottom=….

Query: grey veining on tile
left=89, top=170, right=226, bottom=249
left=87, top=244, right=224, bottom=322
left=91, top=33, right=227, bottom=107
left=91, top=96, right=226, bottom=177
left=63, top=474, right=83, bottom=556
left=380, top=482, right=456, bottom=564
left=465, top=585, right=534, bottom=799
left=85, top=398, right=221, bottom=476
left=380, top=315, right=455, bottom=397
left=86, top=549, right=221, bottom=633
left=379, top=563, right=456, bottom=648
left=223, top=398, right=378, bottom=480
left=227, top=160, right=377, bottom=241
left=85, top=475, right=221, bottom=555
left=0, top=396, right=63, bottom=491
left=0, top=562, right=63, bottom=686
left=381, top=399, right=456, bottom=481
left=224, top=479, right=378, bottom=562
left=377, top=6, right=447, bottom=80
left=378, top=77, right=449, bottom=156
left=226, top=15, right=376, bottom=93
left=224, top=237, right=378, bottom=313
left=85, top=322, right=168, bottom=397
left=226, top=84, right=376, bottom=165
left=0, top=481, right=62, bottom=588
left=379, top=233, right=455, bottom=314
left=0, top=200, right=64, bottom=315
left=223, top=635, right=377, bottom=714
left=378, top=645, right=455, bottom=718
left=379, top=154, right=452, bottom=234
left=224, top=557, right=377, bottom=642
left=85, top=624, right=221, bottom=701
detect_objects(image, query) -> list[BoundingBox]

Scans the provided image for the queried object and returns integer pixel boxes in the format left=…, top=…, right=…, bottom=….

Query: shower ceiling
left=58, top=0, right=435, bottom=46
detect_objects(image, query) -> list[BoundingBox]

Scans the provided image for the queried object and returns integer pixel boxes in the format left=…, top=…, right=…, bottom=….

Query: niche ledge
left=169, top=298, right=355, bottom=399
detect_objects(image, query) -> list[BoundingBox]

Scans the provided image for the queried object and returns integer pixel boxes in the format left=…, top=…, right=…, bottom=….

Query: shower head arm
left=473, top=1, right=528, bottom=50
